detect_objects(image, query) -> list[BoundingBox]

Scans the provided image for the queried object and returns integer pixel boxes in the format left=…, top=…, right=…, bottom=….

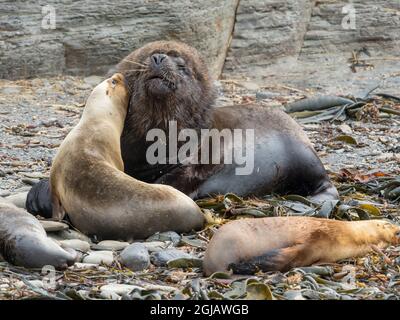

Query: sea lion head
left=375, top=220, right=400, bottom=245
left=115, top=41, right=217, bottom=137
left=105, top=73, right=129, bottom=108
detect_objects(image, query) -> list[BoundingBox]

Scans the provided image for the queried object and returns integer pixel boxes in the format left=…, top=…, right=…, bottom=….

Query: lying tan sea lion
left=49, top=73, right=204, bottom=241
left=0, top=198, right=76, bottom=269
left=203, top=217, right=400, bottom=275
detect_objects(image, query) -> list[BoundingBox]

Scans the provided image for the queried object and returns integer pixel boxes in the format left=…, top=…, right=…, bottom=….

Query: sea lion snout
left=386, top=224, right=400, bottom=245
left=150, top=53, right=167, bottom=68
left=374, top=220, right=400, bottom=245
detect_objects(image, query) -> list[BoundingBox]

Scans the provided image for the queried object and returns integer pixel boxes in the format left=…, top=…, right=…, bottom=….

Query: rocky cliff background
left=1, top=0, right=399, bottom=94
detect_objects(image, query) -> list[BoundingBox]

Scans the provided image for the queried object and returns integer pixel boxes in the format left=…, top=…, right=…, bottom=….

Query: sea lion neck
left=123, top=86, right=216, bottom=141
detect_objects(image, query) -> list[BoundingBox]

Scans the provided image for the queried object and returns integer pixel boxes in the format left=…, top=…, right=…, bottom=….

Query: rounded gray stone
left=119, top=243, right=150, bottom=271
left=92, top=240, right=130, bottom=251
left=60, top=239, right=91, bottom=253
left=40, top=220, right=69, bottom=232
left=83, top=251, right=114, bottom=266
left=150, top=249, right=194, bottom=267
left=5, top=191, right=29, bottom=209
left=146, top=231, right=181, bottom=246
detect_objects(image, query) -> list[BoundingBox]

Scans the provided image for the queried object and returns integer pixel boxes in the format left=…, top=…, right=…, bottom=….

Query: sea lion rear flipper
left=26, top=179, right=53, bottom=218
left=228, top=246, right=303, bottom=275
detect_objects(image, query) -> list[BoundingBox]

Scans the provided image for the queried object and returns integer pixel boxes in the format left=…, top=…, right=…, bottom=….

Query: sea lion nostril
left=151, top=53, right=167, bottom=66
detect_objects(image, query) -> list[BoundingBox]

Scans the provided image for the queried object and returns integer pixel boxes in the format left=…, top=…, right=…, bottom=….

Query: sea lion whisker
left=123, top=69, right=147, bottom=73
left=123, top=58, right=149, bottom=68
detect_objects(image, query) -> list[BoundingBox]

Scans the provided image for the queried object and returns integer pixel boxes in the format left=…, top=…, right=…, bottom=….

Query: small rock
left=14, top=186, right=32, bottom=192
left=239, top=81, right=260, bottom=91
left=14, top=280, right=25, bottom=289
left=256, top=91, right=280, bottom=100
left=151, top=249, right=194, bottom=267
left=28, top=280, right=45, bottom=289
left=283, top=290, right=306, bottom=300
left=142, top=241, right=171, bottom=253
left=338, top=124, right=353, bottom=135
left=0, top=169, right=6, bottom=177
left=84, top=75, right=104, bottom=87
left=119, top=243, right=150, bottom=271
left=377, top=153, right=399, bottom=161
left=76, top=83, right=92, bottom=90
left=167, top=257, right=203, bottom=269
left=0, top=87, right=21, bottom=95
left=51, top=229, right=91, bottom=242
left=40, top=220, right=69, bottom=232
left=0, top=190, right=11, bottom=197
left=72, top=263, right=107, bottom=271
left=146, top=231, right=181, bottom=246
left=60, top=239, right=90, bottom=253
left=92, top=240, right=130, bottom=251
left=83, top=251, right=114, bottom=266
left=5, top=191, right=28, bottom=208
left=100, top=283, right=141, bottom=300
left=40, top=118, right=63, bottom=128
left=21, top=172, right=49, bottom=179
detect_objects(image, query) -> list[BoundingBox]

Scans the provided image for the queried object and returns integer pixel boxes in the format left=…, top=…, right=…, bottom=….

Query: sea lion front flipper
left=51, top=193, right=66, bottom=221
left=309, top=183, right=339, bottom=203
left=228, top=245, right=304, bottom=275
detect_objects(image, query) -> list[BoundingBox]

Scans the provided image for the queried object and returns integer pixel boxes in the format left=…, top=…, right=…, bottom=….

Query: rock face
left=223, top=0, right=400, bottom=95
left=223, top=0, right=313, bottom=75
left=1, top=1, right=398, bottom=94
left=0, top=0, right=238, bottom=80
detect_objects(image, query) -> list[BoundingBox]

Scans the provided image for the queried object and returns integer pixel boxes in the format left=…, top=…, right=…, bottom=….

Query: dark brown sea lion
left=203, top=217, right=400, bottom=275
left=26, top=40, right=338, bottom=217
left=115, top=40, right=338, bottom=201
left=0, top=198, right=76, bottom=269
left=49, top=73, right=204, bottom=241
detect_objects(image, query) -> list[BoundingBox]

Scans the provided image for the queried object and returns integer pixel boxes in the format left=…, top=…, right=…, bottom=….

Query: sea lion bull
left=203, top=217, right=400, bottom=275
left=49, top=73, right=204, bottom=241
left=116, top=41, right=338, bottom=201
left=0, top=198, right=76, bottom=269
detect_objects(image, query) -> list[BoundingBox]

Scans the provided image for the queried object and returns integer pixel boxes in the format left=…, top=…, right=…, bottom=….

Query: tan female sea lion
left=203, top=217, right=400, bottom=275
left=50, top=73, right=204, bottom=241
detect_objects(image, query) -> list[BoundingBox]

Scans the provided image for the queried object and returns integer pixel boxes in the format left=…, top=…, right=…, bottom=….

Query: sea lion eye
left=174, top=57, right=185, bottom=67
left=111, top=79, right=117, bottom=87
